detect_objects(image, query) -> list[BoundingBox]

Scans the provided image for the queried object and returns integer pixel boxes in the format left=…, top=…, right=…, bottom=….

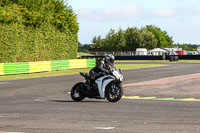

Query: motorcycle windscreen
left=95, top=76, right=114, bottom=98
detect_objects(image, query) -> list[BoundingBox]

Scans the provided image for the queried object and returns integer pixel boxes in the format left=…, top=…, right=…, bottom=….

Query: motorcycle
left=70, top=66, right=124, bottom=102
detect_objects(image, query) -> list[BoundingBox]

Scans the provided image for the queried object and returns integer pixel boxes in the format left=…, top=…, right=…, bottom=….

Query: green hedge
left=0, top=0, right=79, bottom=63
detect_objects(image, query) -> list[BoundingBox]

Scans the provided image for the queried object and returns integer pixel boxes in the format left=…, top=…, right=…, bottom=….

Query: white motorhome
left=135, top=48, right=148, bottom=55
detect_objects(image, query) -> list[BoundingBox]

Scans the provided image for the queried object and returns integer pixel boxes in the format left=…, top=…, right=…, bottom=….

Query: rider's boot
left=84, top=80, right=91, bottom=91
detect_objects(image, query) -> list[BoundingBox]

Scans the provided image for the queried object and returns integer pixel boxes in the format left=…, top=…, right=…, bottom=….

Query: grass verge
left=77, top=52, right=94, bottom=58
left=0, top=64, right=166, bottom=81
left=115, top=64, right=166, bottom=70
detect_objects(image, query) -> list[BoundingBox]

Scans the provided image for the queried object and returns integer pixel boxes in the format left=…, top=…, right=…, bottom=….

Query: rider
left=89, top=54, right=115, bottom=80
left=85, top=54, right=115, bottom=90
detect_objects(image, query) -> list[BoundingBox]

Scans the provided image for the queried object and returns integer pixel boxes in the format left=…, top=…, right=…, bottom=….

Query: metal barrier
left=82, top=55, right=164, bottom=60
left=82, top=55, right=200, bottom=60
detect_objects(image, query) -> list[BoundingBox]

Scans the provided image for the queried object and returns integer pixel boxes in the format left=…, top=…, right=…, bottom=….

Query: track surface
left=1, top=63, right=200, bottom=132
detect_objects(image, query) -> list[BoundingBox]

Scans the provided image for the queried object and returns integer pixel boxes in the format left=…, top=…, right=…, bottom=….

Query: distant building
left=175, top=50, right=187, bottom=55
left=197, top=46, right=200, bottom=54
left=187, top=51, right=199, bottom=55
left=135, top=48, right=148, bottom=55
left=148, top=48, right=168, bottom=55
left=164, top=47, right=182, bottom=55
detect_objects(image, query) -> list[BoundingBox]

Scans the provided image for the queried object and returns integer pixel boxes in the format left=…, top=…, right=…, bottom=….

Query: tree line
left=174, top=43, right=198, bottom=51
left=89, top=25, right=174, bottom=52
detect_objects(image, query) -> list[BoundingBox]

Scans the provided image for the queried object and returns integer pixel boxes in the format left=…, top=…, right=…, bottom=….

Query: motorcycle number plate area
left=95, top=76, right=114, bottom=98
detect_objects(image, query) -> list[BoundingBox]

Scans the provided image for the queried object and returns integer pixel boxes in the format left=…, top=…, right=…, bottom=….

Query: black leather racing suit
left=89, top=61, right=110, bottom=80
left=85, top=61, right=111, bottom=90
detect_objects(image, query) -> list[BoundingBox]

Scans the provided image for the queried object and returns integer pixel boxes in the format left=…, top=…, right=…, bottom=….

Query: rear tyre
left=71, top=82, right=85, bottom=101
left=106, top=84, right=124, bottom=102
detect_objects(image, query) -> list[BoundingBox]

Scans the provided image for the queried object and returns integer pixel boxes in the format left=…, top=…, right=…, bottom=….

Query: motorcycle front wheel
left=71, top=82, right=85, bottom=101
left=106, top=84, right=123, bottom=102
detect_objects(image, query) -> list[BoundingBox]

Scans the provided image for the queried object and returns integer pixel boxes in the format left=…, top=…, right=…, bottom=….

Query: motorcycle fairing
left=95, top=75, right=114, bottom=98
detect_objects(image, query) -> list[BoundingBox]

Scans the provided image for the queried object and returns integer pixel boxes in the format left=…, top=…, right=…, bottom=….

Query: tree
left=90, top=35, right=105, bottom=51
left=104, top=29, right=116, bottom=51
left=78, top=42, right=91, bottom=52
left=145, top=25, right=173, bottom=48
left=115, top=28, right=126, bottom=51
left=174, top=43, right=198, bottom=51
left=139, top=28, right=158, bottom=49
left=104, top=28, right=126, bottom=51
left=89, top=25, right=174, bottom=52
left=124, top=27, right=141, bottom=51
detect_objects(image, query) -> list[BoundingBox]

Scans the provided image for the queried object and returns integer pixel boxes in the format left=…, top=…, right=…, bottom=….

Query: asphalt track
left=1, top=62, right=200, bottom=132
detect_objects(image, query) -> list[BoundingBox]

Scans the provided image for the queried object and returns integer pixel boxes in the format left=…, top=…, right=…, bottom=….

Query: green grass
left=77, top=52, right=94, bottom=58
left=0, top=64, right=166, bottom=81
left=115, top=64, right=166, bottom=70
left=115, top=60, right=200, bottom=63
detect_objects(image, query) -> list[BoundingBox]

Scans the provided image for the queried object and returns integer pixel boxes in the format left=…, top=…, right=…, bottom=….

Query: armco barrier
left=29, top=61, right=51, bottom=73
left=82, top=55, right=164, bottom=60
left=69, top=59, right=87, bottom=69
left=0, top=59, right=96, bottom=76
left=4, top=62, right=29, bottom=75
left=0, top=64, right=4, bottom=75
left=82, top=55, right=200, bottom=60
left=51, top=60, right=69, bottom=71
left=87, top=58, right=96, bottom=67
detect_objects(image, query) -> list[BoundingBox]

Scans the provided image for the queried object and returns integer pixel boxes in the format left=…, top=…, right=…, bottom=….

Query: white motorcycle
left=70, top=66, right=124, bottom=102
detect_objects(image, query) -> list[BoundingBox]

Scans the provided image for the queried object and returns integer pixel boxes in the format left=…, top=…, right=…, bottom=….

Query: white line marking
left=0, top=115, right=9, bottom=118
left=0, top=131, right=22, bottom=133
left=34, top=99, right=44, bottom=102
left=94, top=127, right=115, bottom=130
left=0, top=82, right=10, bottom=85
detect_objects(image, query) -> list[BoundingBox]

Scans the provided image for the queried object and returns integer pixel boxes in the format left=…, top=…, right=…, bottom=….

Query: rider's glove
left=105, top=70, right=109, bottom=74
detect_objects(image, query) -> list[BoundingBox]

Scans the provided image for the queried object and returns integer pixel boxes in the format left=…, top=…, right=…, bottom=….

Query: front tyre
left=71, top=82, right=85, bottom=101
left=106, top=84, right=124, bottom=102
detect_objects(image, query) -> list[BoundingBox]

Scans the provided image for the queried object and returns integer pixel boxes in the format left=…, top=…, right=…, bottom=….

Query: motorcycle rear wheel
left=71, top=82, right=85, bottom=101
left=106, top=84, right=123, bottom=102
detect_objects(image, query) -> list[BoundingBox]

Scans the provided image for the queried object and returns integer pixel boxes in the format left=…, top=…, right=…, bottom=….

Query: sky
left=67, top=0, right=200, bottom=44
